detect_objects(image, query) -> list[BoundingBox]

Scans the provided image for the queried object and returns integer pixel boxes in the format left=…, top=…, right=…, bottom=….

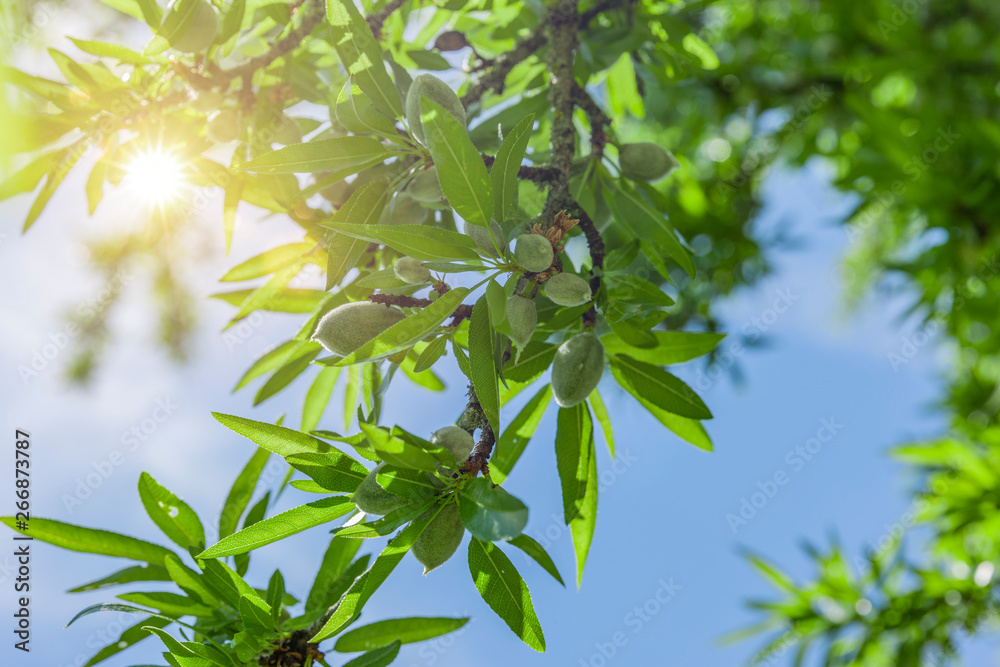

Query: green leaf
left=137, top=473, right=205, bottom=551
left=68, top=564, right=170, bottom=593
left=421, top=97, right=494, bottom=228
left=218, top=448, right=270, bottom=541
left=310, top=516, right=434, bottom=642
left=254, top=343, right=322, bottom=406
left=285, top=450, right=369, bottom=492
left=503, top=341, right=556, bottom=383
left=199, top=497, right=354, bottom=558
left=609, top=184, right=695, bottom=278
left=24, top=140, right=85, bottom=231
left=68, top=38, right=152, bottom=64
left=601, top=331, right=725, bottom=365
left=221, top=243, right=314, bottom=282
left=468, top=538, right=545, bottom=652
left=83, top=615, right=170, bottom=666
left=301, top=367, right=340, bottom=432
left=239, top=595, right=274, bottom=632
left=214, top=288, right=328, bottom=313
left=0, top=517, right=173, bottom=566
left=66, top=603, right=194, bottom=630
left=233, top=341, right=298, bottom=391
left=117, top=591, right=214, bottom=618
left=491, top=114, right=534, bottom=222
left=323, top=222, right=480, bottom=261
left=326, top=179, right=392, bottom=289
left=569, top=428, right=598, bottom=587
left=333, top=501, right=432, bottom=539
left=0, top=150, right=58, bottom=201
left=636, top=399, right=713, bottom=451
left=589, top=389, right=615, bottom=458
left=142, top=625, right=197, bottom=658
left=468, top=296, right=501, bottom=437
left=164, top=555, right=220, bottom=607
left=553, top=405, right=593, bottom=523
left=682, top=33, right=720, bottom=70
left=337, top=287, right=471, bottom=365
left=237, top=136, right=389, bottom=174
left=95, top=0, right=161, bottom=24
left=325, top=0, right=403, bottom=117
left=376, top=465, right=440, bottom=501
left=305, top=537, right=363, bottom=617
left=458, top=478, right=528, bottom=542
left=610, top=355, right=712, bottom=419
left=213, top=413, right=333, bottom=456
left=342, top=641, right=401, bottom=667
left=507, top=534, right=564, bottom=586
left=198, top=559, right=270, bottom=616
left=607, top=52, right=644, bottom=118
left=336, top=617, right=468, bottom=652
left=491, top=384, right=552, bottom=484
left=360, top=424, right=439, bottom=471
left=413, top=336, right=448, bottom=373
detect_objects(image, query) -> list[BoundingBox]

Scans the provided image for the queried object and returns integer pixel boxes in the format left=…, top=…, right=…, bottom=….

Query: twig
left=367, top=0, right=409, bottom=38
left=458, top=385, right=495, bottom=476
left=571, top=82, right=611, bottom=159
left=367, top=293, right=474, bottom=323
left=579, top=0, right=619, bottom=26
left=481, top=154, right=560, bottom=185
left=461, top=29, right=548, bottom=108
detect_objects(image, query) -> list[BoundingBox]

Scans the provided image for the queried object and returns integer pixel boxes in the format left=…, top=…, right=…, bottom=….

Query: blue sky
left=4, top=136, right=995, bottom=667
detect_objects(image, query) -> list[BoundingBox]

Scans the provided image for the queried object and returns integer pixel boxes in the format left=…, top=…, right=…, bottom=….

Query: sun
left=124, top=148, right=187, bottom=206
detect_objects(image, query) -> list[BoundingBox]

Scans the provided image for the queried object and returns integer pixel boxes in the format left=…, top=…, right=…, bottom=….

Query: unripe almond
left=514, top=234, right=554, bottom=273
left=430, top=425, right=474, bottom=463
left=163, top=0, right=219, bottom=53
left=551, top=331, right=605, bottom=408
left=405, top=74, right=467, bottom=145
left=412, top=503, right=465, bottom=574
left=407, top=167, right=444, bottom=203
left=506, top=295, right=537, bottom=352
left=544, top=272, right=593, bottom=307
left=619, top=142, right=678, bottom=182
left=381, top=193, right=428, bottom=225
left=207, top=109, right=240, bottom=143
left=464, top=220, right=504, bottom=257
left=352, top=463, right=410, bottom=515
left=394, top=257, right=431, bottom=284
left=313, top=301, right=406, bottom=356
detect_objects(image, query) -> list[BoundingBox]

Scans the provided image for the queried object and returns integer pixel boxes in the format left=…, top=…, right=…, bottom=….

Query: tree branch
left=367, top=293, right=475, bottom=325
left=571, top=82, right=610, bottom=159
left=367, top=0, right=409, bottom=39
left=480, top=153, right=560, bottom=185
left=458, top=384, right=495, bottom=477
left=461, top=28, right=548, bottom=109
left=542, top=0, right=579, bottom=221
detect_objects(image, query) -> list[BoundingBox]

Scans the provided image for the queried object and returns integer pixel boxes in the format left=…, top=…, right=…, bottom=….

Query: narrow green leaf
left=469, top=296, right=500, bottom=437
left=310, top=516, right=433, bottom=642
left=609, top=184, right=695, bottom=277
left=218, top=448, right=270, bottom=541
left=253, top=343, right=322, bottom=406
left=95, top=0, right=161, bottom=24
left=376, top=466, right=439, bottom=501
left=503, top=341, right=556, bottom=383
left=199, top=497, right=354, bottom=558
left=335, top=617, right=469, bottom=652
left=323, top=222, right=479, bottom=261
left=507, top=534, right=564, bottom=586
left=239, top=595, right=274, bottom=632
left=213, top=288, right=327, bottom=314
left=413, top=336, right=448, bottom=373
left=69, top=38, right=152, bottom=64
left=570, top=429, right=597, bottom=587
left=342, top=640, right=401, bottom=667
left=68, top=564, right=170, bottom=593
left=468, top=538, right=545, bottom=652
left=588, top=389, right=615, bottom=458
left=233, top=341, right=299, bottom=391
left=600, top=331, right=725, bottom=365
left=0, top=517, right=173, bottom=566
left=213, top=413, right=332, bottom=457
left=83, top=615, right=170, bottom=667
left=221, top=243, right=314, bottom=282
left=305, top=537, right=362, bottom=617
left=286, top=450, right=368, bottom=492
left=610, top=355, right=712, bottom=419
left=164, top=555, right=220, bottom=607
left=458, top=478, right=528, bottom=542
left=237, top=136, right=388, bottom=174
left=137, top=473, right=205, bottom=551
left=0, top=150, right=58, bottom=201
left=117, top=591, right=213, bottom=618
left=636, top=398, right=713, bottom=451
left=421, top=97, right=494, bottom=228
left=325, top=0, right=403, bottom=117
left=24, top=140, right=85, bottom=230
left=326, top=179, right=391, bottom=289
left=301, top=367, right=340, bottom=432
left=490, top=114, right=534, bottom=222
left=553, top=405, right=593, bottom=523
left=491, top=384, right=552, bottom=484
left=336, top=287, right=471, bottom=365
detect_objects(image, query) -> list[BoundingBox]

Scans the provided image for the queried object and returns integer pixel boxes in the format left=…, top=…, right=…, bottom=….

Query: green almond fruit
left=382, top=193, right=429, bottom=225
left=407, top=167, right=445, bottom=203
left=412, top=503, right=465, bottom=574
left=312, top=301, right=406, bottom=357
left=394, top=256, right=431, bottom=284
left=430, top=425, right=474, bottom=463
left=352, top=463, right=410, bottom=515
left=464, top=220, right=505, bottom=257
left=206, top=109, right=240, bottom=143
left=551, top=331, right=605, bottom=408
left=506, top=295, right=537, bottom=351
left=514, top=234, right=554, bottom=273
left=619, top=142, right=679, bottom=182
left=544, top=272, right=593, bottom=307
left=164, top=0, right=219, bottom=54
left=405, top=74, right=467, bottom=145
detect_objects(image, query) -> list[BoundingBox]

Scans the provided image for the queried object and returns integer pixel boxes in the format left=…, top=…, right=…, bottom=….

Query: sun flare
left=125, top=148, right=187, bottom=206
